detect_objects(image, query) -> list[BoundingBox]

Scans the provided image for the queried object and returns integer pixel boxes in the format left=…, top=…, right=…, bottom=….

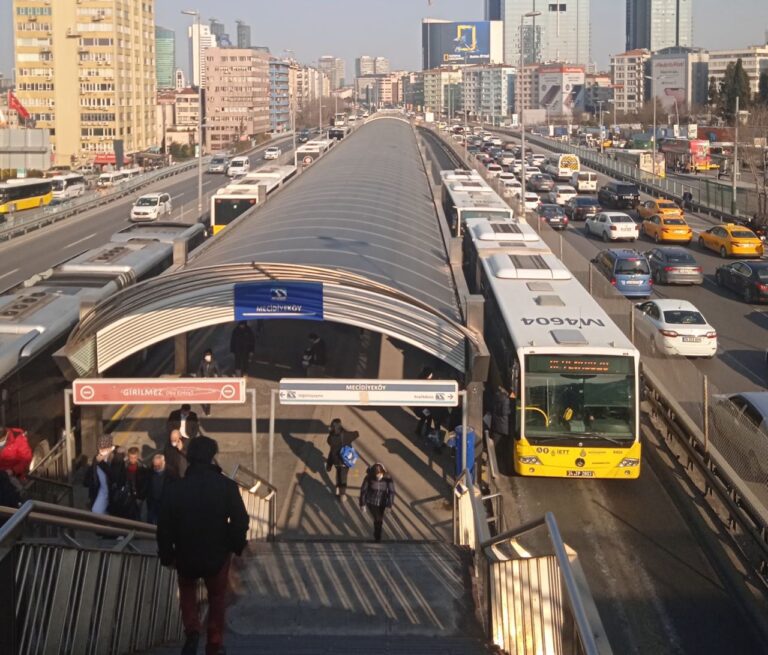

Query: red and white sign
left=72, top=378, right=246, bottom=405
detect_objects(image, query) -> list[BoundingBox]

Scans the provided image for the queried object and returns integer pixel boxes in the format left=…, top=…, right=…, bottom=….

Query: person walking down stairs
left=360, top=463, right=396, bottom=542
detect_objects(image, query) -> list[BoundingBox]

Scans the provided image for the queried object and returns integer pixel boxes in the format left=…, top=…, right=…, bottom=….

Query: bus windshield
left=51, top=179, right=66, bottom=191
left=524, top=355, right=635, bottom=443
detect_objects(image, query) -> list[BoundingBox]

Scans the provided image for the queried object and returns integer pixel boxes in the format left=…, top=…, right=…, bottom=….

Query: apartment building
left=462, top=64, right=516, bottom=120
left=13, top=0, right=157, bottom=167
left=204, top=48, right=269, bottom=153
left=610, top=48, right=651, bottom=114
left=423, top=67, right=462, bottom=117
left=707, top=44, right=768, bottom=97
left=270, top=59, right=291, bottom=133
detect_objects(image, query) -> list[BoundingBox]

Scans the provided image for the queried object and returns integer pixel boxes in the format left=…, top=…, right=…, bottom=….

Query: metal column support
left=63, top=390, right=73, bottom=478
left=268, top=389, right=277, bottom=484
left=248, top=389, right=258, bottom=474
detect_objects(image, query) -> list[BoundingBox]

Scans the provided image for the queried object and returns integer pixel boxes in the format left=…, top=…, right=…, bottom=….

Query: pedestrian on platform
left=84, top=434, right=124, bottom=516
left=303, top=332, right=327, bottom=376
left=111, top=446, right=148, bottom=521
left=359, top=463, right=396, bottom=543
left=167, top=404, right=199, bottom=439
left=196, top=349, right=221, bottom=416
left=146, top=453, right=167, bottom=525
left=158, top=436, right=249, bottom=655
left=325, top=418, right=359, bottom=499
left=413, top=367, right=436, bottom=437
left=0, top=425, right=33, bottom=485
left=230, top=321, right=255, bottom=377
left=164, top=429, right=189, bottom=480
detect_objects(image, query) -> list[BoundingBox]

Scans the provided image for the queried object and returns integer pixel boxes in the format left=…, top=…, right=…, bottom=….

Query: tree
left=718, top=58, right=751, bottom=120
left=707, top=75, right=719, bottom=109
left=758, top=71, right=768, bottom=106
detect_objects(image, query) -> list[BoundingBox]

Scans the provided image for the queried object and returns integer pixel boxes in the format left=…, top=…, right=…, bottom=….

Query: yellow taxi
left=637, top=198, right=684, bottom=220
left=641, top=214, right=693, bottom=243
left=698, top=224, right=765, bottom=258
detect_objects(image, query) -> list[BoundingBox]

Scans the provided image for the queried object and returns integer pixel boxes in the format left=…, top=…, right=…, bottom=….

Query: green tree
left=707, top=75, right=719, bottom=108
left=719, top=58, right=751, bottom=120
left=758, top=71, right=768, bottom=106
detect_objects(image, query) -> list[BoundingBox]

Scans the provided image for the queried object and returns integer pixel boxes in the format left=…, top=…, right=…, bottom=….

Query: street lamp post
left=597, top=100, right=604, bottom=153
left=608, top=98, right=616, bottom=134
left=182, top=9, right=203, bottom=215
left=644, top=75, right=657, bottom=177
left=519, top=10, right=541, bottom=213
left=732, top=96, right=740, bottom=215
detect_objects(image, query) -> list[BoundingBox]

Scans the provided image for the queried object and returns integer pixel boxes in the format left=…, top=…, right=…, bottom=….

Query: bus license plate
left=566, top=470, right=594, bottom=477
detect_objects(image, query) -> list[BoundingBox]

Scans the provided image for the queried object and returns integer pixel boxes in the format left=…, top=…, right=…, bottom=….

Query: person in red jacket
left=0, top=426, right=33, bottom=481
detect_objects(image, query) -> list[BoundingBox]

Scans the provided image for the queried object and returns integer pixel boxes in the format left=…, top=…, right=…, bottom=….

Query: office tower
left=236, top=20, right=251, bottom=49
left=12, top=0, right=157, bottom=167
left=356, top=56, right=375, bottom=77
left=626, top=0, right=693, bottom=52
left=374, top=57, right=391, bottom=75
left=319, top=56, right=346, bottom=89
left=155, top=26, right=176, bottom=90
left=498, top=0, right=590, bottom=67
left=189, top=23, right=217, bottom=87
left=204, top=48, right=270, bottom=152
left=485, top=0, right=502, bottom=21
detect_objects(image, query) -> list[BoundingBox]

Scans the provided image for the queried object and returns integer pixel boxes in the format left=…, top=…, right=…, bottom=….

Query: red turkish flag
left=8, top=91, right=30, bottom=120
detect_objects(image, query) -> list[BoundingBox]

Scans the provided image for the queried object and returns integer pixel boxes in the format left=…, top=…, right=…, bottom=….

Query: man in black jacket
left=229, top=321, right=255, bottom=376
left=167, top=404, right=199, bottom=439
left=158, top=436, right=249, bottom=655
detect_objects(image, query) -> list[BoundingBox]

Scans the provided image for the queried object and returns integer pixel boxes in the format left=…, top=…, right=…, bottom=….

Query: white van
left=570, top=171, right=598, bottom=193
left=227, top=156, right=250, bottom=177
left=96, top=171, right=128, bottom=188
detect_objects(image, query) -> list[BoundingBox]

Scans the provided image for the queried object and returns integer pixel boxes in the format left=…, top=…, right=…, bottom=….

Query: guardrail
left=0, top=158, right=208, bottom=242
left=231, top=464, right=277, bottom=542
left=0, top=500, right=181, bottom=655
left=453, top=470, right=611, bottom=655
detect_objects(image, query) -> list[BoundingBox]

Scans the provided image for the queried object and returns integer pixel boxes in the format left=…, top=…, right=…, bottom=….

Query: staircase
left=148, top=541, right=491, bottom=654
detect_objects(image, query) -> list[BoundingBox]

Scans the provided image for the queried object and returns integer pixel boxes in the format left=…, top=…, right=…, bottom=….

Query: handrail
left=28, top=436, right=68, bottom=478
left=231, top=464, right=277, bottom=542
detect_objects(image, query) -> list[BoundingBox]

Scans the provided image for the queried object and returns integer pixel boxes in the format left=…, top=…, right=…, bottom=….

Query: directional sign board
left=278, top=379, right=459, bottom=407
left=73, top=378, right=246, bottom=405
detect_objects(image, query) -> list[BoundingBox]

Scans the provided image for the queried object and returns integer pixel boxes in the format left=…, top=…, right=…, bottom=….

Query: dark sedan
left=535, top=203, right=568, bottom=230
left=646, top=247, right=703, bottom=285
left=529, top=174, right=555, bottom=192
left=715, top=260, right=768, bottom=303
left=563, top=196, right=602, bottom=221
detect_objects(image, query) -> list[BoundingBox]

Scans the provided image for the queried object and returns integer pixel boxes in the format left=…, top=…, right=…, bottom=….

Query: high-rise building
left=462, top=65, right=517, bottom=119
left=498, top=1, right=590, bottom=67
left=423, top=68, right=463, bottom=117
left=485, top=0, right=502, bottom=21
left=155, top=26, right=176, bottom=90
left=649, top=47, right=709, bottom=115
left=269, top=59, right=291, bottom=133
left=189, top=23, right=217, bottom=87
left=236, top=20, right=251, bottom=49
left=610, top=48, right=651, bottom=114
left=319, top=56, right=346, bottom=89
left=626, top=0, right=693, bottom=52
left=175, top=69, right=186, bottom=91
left=204, top=48, right=270, bottom=152
left=374, top=57, right=391, bottom=75
left=356, top=56, right=375, bottom=77
left=209, top=18, right=226, bottom=41
left=13, top=0, right=157, bottom=167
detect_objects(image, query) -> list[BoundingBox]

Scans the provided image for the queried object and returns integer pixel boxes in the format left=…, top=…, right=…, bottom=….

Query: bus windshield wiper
left=576, top=433, right=630, bottom=446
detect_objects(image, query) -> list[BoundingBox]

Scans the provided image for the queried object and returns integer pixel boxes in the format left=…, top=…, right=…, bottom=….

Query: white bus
left=96, top=171, right=129, bottom=188
left=50, top=173, right=87, bottom=200
left=439, top=169, right=513, bottom=234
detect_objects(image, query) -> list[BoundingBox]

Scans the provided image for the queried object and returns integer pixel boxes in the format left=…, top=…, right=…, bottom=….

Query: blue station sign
left=234, top=281, right=324, bottom=320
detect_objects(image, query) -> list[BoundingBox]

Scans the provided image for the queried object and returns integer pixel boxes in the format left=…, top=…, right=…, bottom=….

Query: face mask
left=376, top=474, right=384, bottom=481
left=204, top=355, right=212, bottom=362
left=99, top=447, right=112, bottom=458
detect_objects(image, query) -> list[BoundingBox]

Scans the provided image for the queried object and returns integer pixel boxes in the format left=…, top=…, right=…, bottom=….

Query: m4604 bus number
left=522, top=317, right=605, bottom=327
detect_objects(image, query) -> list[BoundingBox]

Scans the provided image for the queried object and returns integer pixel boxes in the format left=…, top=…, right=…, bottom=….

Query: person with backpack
left=325, top=418, right=359, bottom=499
left=359, top=463, right=396, bottom=543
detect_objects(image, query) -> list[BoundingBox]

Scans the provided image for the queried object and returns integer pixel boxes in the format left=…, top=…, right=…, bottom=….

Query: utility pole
left=732, top=95, right=739, bottom=215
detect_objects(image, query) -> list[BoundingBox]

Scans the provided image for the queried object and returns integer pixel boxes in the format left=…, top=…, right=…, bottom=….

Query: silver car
left=646, top=247, right=704, bottom=285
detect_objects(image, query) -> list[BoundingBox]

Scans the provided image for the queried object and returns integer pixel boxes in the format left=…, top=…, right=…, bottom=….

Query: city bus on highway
left=658, top=138, right=712, bottom=172
left=0, top=178, right=53, bottom=214
left=50, top=172, right=87, bottom=201
left=613, top=150, right=666, bottom=178
left=440, top=169, right=513, bottom=234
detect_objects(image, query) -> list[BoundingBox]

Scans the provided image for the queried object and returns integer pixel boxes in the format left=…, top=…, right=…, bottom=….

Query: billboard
left=423, top=21, right=493, bottom=68
left=537, top=66, right=585, bottom=118
left=651, top=57, right=687, bottom=112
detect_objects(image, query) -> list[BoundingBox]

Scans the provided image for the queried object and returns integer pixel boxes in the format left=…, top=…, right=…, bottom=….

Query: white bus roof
left=465, top=217, right=540, bottom=244
left=440, top=169, right=513, bottom=217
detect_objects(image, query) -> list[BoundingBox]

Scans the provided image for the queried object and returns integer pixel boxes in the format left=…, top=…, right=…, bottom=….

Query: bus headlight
left=618, top=458, right=640, bottom=468
left=519, top=456, right=542, bottom=465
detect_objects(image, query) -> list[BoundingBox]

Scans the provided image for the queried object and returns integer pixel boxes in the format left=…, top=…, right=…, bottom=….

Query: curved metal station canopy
left=61, top=118, right=480, bottom=377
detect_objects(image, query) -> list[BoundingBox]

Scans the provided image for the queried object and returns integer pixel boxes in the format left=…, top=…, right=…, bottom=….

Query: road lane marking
left=0, top=267, right=20, bottom=281
left=65, top=232, right=97, bottom=249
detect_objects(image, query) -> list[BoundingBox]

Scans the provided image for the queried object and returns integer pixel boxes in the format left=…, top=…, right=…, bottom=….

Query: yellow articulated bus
left=453, top=168, right=642, bottom=479
left=0, top=178, right=53, bottom=214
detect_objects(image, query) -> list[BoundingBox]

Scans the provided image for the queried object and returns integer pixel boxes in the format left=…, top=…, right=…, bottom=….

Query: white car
left=264, top=146, right=281, bottom=160
left=498, top=171, right=517, bottom=183
left=523, top=166, right=541, bottom=181
left=491, top=137, right=503, bottom=147
left=486, top=163, right=503, bottom=178
left=500, top=178, right=523, bottom=198
left=530, top=154, right=547, bottom=166
left=634, top=299, right=718, bottom=358
left=511, top=160, right=523, bottom=174
left=521, top=191, right=540, bottom=212
left=585, top=211, right=639, bottom=242
left=130, top=192, right=172, bottom=222
left=550, top=184, right=577, bottom=205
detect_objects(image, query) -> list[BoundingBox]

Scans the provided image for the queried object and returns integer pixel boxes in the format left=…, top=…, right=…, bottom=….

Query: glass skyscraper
left=626, top=0, right=693, bottom=52
left=155, top=26, right=176, bottom=90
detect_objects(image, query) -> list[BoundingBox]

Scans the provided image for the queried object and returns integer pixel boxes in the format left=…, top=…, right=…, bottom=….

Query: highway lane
left=0, top=137, right=295, bottom=292
left=422, top=128, right=767, bottom=654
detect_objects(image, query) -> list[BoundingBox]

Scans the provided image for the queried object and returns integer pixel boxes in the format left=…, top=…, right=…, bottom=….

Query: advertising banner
left=538, top=66, right=584, bottom=118
left=424, top=21, right=492, bottom=68
left=234, top=281, right=324, bottom=320
left=652, top=57, right=687, bottom=112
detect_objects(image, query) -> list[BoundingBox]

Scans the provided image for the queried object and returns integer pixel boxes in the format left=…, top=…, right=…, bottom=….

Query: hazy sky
left=1, top=0, right=767, bottom=78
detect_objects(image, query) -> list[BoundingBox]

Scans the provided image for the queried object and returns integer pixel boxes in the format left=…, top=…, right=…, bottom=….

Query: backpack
left=339, top=444, right=359, bottom=468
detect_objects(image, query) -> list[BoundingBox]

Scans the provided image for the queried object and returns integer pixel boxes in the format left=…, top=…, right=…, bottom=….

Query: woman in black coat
left=325, top=418, right=359, bottom=499
left=359, top=463, right=396, bottom=542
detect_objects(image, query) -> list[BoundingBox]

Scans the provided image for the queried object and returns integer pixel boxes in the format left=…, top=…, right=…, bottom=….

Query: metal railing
left=22, top=437, right=74, bottom=506
left=453, top=470, right=611, bottom=655
left=0, top=500, right=182, bottom=655
left=231, top=464, right=277, bottom=542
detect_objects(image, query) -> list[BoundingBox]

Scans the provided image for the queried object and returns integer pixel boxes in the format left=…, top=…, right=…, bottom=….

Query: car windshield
left=732, top=230, right=756, bottom=239
left=662, top=218, right=686, bottom=225
left=616, top=259, right=650, bottom=274
left=663, top=310, right=706, bottom=325
left=617, top=185, right=638, bottom=194
left=211, top=157, right=226, bottom=164
left=136, top=197, right=159, bottom=206
left=541, top=206, right=564, bottom=217
left=666, top=253, right=695, bottom=264
left=524, top=355, right=636, bottom=443
left=611, top=215, right=634, bottom=223
left=576, top=198, right=599, bottom=206
left=658, top=202, right=678, bottom=210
